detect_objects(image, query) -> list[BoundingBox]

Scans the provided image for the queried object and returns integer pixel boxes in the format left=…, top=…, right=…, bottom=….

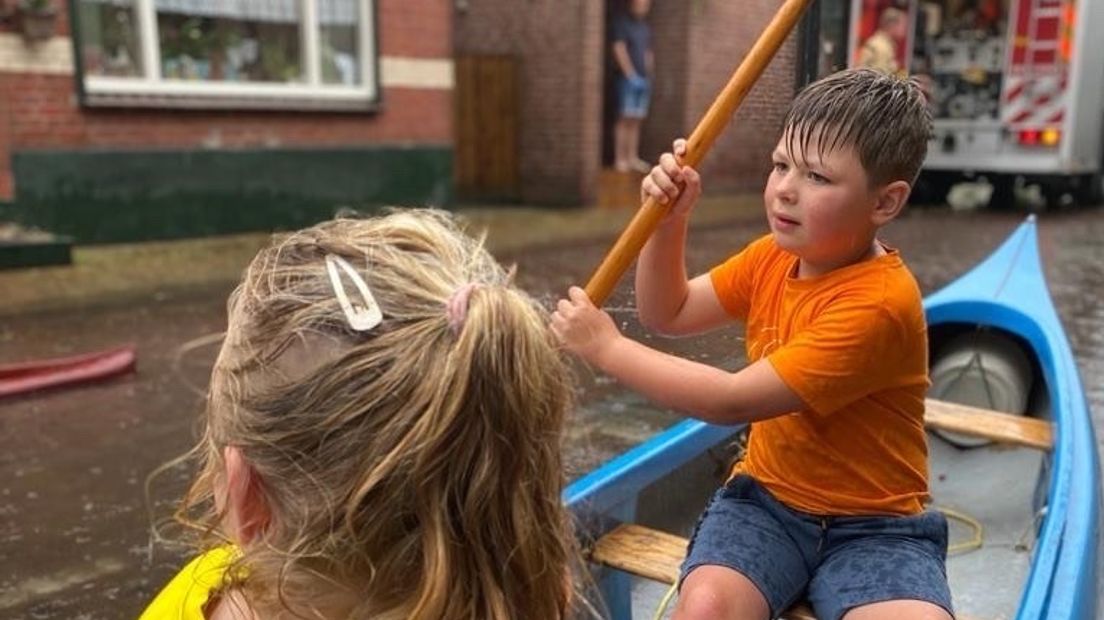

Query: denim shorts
left=681, top=475, right=953, bottom=620
left=618, top=76, right=651, bottom=118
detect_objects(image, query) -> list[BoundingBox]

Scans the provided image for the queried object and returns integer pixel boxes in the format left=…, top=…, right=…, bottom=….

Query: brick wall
left=2, top=74, right=452, bottom=148
left=638, top=1, right=691, bottom=166
left=638, top=2, right=798, bottom=195
left=457, top=0, right=798, bottom=206
left=0, top=62, right=10, bottom=199
left=455, top=0, right=603, bottom=205
left=1, top=1, right=801, bottom=207
left=0, top=0, right=454, bottom=202
left=685, top=2, right=798, bottom=193
left=0, top=1, right=73, bottom=36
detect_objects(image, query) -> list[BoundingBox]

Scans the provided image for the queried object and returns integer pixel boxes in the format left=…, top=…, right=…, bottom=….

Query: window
left=75, top=0, right=378, bottom=110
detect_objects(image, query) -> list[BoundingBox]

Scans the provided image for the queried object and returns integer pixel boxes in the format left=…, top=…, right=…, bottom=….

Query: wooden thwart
left=590, top=524, right=816, bottom=620
left=591, top=522, right=685, bottom=585
left=587, top=400, right=1049, bottom=618
left=590, top=524, right=987, bottom=620
left=924, top=398, right=1054, bottom=450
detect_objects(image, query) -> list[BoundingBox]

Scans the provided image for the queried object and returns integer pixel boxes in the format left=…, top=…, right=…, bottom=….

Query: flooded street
left=2, top=205, right=1103, bottom=618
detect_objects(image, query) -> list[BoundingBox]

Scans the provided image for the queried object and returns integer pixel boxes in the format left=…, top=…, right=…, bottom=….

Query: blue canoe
left=565, top=216, right=1101, bottom=619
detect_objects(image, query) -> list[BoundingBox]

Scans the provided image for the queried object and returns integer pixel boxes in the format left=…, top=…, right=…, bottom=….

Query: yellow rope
left=936, top=505, right=985, bottom=555
left=652, top=581, right=679, bottom=620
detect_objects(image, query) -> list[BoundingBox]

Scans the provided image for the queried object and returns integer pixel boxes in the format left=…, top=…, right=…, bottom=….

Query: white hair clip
left=325, top=254, right=382, bottom=331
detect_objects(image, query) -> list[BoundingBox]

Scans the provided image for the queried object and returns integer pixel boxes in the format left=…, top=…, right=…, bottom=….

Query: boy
left=612, top=0, right=654, bottom=173
left=552, top=69, right=952, bottom=620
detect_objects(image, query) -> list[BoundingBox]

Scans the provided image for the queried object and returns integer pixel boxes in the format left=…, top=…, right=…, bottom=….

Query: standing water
left=1, top=206, right=1102, bottom=618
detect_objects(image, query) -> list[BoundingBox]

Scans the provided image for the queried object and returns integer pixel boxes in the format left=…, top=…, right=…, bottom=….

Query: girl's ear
left=872, top=180, right=911, bottom=226
left=221, top=446, right=270, bottom=544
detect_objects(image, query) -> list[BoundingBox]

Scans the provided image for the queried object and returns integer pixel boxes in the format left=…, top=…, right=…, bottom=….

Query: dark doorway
left=601, top=0, right=623, bottom=168
left=799, top=0, right=851, bottom=87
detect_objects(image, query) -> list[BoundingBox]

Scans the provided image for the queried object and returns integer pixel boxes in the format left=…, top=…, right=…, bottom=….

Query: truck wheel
left=1042, top=183, right=1072, bottom=209
left=1073, top=172, right=1103, bottom=206
left=987, top=175, right=1016, bottom=210
left=911, top=171, right=955, bottom=206
left=1077, top=140, right=1104, bottom=206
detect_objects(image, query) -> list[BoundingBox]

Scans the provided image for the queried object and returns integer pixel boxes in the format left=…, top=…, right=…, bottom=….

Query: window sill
left=82, top=77, right=380, bottom=112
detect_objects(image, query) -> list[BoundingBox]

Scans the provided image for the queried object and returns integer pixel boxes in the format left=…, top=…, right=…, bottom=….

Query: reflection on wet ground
left=1, top=206, right=1102, bottom=618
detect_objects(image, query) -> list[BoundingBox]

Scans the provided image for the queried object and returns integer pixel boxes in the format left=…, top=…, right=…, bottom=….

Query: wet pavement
left=2, top=204, right=1103, bottom=618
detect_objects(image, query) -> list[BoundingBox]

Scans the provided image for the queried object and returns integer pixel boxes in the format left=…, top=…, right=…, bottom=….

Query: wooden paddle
left=584, top=0, right=817, bottom=306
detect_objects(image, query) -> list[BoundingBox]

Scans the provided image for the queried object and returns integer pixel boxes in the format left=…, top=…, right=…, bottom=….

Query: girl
left=142, top=210, right=583, bottom=619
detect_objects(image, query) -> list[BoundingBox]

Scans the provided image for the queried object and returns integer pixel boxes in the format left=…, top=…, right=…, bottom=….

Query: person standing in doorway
left=612, top=0, right=654, bottom=173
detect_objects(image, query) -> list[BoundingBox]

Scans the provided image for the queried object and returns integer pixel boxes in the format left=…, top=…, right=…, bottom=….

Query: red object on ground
left=0, top=345, right=137, bottom=398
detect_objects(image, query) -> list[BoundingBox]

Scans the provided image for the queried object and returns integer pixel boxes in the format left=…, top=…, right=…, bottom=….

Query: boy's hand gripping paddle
left=584, top=0, right=817, bottom=306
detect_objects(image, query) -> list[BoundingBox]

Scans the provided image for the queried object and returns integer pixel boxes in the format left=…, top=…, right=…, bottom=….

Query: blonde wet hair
left=175, top=209, right=580, bottom=619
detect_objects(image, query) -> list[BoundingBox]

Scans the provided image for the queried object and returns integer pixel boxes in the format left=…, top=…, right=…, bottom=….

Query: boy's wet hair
left=782, top=68, right=932, bottom=186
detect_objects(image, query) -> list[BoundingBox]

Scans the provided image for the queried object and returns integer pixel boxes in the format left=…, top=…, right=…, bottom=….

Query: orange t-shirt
left=710, top=234, right=930, bottom=516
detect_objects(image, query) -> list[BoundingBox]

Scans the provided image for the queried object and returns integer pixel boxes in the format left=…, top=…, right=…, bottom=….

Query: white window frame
left=75, top=0, right=379, bottom=111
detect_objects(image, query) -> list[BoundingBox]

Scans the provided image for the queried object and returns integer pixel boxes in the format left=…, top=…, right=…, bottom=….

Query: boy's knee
left=675, top=566, right=769, bottom=620
left=675, top=584, right=733, bottom=620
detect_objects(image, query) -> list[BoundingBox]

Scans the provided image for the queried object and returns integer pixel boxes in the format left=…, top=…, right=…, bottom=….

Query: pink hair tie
left=446, top=283, right=480, bottom=335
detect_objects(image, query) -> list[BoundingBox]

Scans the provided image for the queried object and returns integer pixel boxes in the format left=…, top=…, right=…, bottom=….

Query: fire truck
left=849, top=0, right=1104, bottom=207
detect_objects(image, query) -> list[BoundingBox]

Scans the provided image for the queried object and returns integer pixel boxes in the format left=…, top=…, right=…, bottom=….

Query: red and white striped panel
left=1001, top=72, right=1067, bottom=128
left=1002, top=0, right=1071, bottom=128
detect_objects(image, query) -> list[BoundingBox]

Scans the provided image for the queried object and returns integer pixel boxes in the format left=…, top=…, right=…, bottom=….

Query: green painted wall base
left=9, top=146, right=453, bottom=243
left=0, top=240, right=73, bottom=270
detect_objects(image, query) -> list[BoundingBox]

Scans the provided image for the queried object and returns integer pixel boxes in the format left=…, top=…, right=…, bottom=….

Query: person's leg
left=676, top=476, right=812, bottom=620
left=626, top=78, right=651, bottom=172
left=675, top=565, right=770, bottom=620
left=626, top=118, right=649, bottom=173
left=808, top=510, right=954, bottom=620
left=614, top=116, right=631, bottom=171
left=614, top=76, right=635, bottom=171
left=844, top=599, right=953, bottom=620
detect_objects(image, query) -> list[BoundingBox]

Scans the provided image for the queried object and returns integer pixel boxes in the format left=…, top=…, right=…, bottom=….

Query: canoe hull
left=0, top=345, right=137, bottom=398
left=567, top=217, right=1100, bottom=619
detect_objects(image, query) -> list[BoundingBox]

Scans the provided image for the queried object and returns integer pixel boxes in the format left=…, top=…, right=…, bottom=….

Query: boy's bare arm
left=637, top=240, right=731, bottom=336
left=552, top=287, right=804, bottom=424
left=635, top=214, right=689, bottom=332
left=597, top=335, right=804, bottom=424
left=636, top=141, right=733, bottom=336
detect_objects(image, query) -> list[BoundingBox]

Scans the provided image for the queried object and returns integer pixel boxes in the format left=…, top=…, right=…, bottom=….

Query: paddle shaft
left=584, top=0, right=816, bottom=306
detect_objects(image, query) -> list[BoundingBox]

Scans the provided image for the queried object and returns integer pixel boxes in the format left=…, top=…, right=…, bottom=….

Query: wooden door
left=454, top=54, right=520, bottom=202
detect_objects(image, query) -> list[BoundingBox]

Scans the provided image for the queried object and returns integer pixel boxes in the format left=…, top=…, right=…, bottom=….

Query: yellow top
left=139, top=546, right=239, bottom=620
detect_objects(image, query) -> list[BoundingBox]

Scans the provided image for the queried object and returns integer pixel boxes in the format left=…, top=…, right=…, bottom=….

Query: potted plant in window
left=18, top=0, right=58, bottom=43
